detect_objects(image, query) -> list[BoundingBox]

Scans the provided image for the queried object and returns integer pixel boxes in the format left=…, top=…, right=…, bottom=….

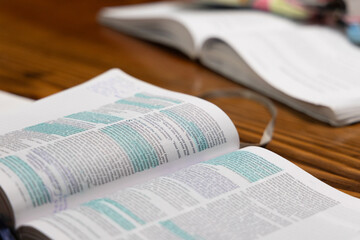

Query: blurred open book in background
left=98, top=1, right=360, bottom=126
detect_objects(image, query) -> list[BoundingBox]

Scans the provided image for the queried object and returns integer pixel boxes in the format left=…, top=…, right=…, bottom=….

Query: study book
left=0, top=69, right=360, bottom=240
left=98, top=2, right=360, bottom=126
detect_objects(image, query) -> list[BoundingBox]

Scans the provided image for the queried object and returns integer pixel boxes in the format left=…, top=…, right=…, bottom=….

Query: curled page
left=199, top=88, right=277, bottom=147
left=0, top=69, right=239, bottom=228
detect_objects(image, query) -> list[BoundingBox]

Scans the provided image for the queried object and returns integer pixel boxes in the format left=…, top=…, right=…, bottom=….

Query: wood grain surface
left=1, top=0, right=360, bottom=198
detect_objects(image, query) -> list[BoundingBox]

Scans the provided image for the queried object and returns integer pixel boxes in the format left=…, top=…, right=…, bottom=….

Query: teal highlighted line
left=84, top=200, right=135, bottom=230
left=135, top=93, right=182, bottom=104
left=161, top=110, right=208, bottom=152
left=101, top=124, right=159, bottom=172
left=116, top=99, right=165, bottom=109
left=25, top=123, right=85, bottom=137
left=95, top=198, right=145, bottom=225
left=160, top=220, right=197, bottom=240
left=205, top=151, right=282, bottom=183
left=66, top=111, right=123, bottom=124
left=0, top=156, right=51, bottom=207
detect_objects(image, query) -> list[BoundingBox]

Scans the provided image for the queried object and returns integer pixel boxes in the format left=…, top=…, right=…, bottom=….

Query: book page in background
left=171, top=6, right=296, bottom=53
left=100, top=2, right=360, bottom=125
left=0, top=69, right=239, bottom=227
left=20, top=146, right=360, bottom=240
left=98, top=2, right=295, bottom=57
left=215, top=25, right=360, bottom=111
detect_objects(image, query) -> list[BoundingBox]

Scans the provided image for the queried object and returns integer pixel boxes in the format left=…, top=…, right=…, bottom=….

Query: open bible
left=1, top=69, right=360, bottom=240
left=98, top=2, right=360, bottom=126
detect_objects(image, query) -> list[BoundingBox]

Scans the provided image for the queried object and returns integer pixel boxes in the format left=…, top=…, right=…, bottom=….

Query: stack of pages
left=98, top=2, right=360, bottom=126
left=0, top=69, right=360, bottom=239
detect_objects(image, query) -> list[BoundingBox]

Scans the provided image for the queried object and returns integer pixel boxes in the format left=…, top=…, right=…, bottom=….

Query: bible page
left=0, top=69, right=239, bottom=227
left=20, top=146, right=360, bottom=240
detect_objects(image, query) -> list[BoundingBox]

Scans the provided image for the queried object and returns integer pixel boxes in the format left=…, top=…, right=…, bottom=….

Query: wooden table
left=1, top=0, right=360, bottom=198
